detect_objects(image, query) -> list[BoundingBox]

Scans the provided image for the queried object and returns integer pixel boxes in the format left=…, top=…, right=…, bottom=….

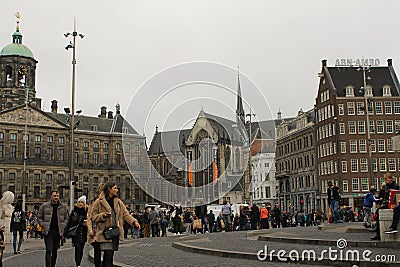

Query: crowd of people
left=1, top=173, right=399, bottom=266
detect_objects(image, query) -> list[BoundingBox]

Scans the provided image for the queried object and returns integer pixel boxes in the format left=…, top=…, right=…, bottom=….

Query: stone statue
left=0, top=191, right=15, bottom=219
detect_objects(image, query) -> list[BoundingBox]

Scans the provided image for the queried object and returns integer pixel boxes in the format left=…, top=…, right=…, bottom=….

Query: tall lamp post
left=65, top=19, right=84, bottom=211
left=359, top=64, right=374, bottom=186
left=246, top=110, right=255, bottom=204
left=22, top=86, right=30, bottom=212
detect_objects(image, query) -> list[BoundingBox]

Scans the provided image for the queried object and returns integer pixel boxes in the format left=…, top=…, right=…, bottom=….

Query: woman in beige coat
left=86, top=183, right=104, bottom=267
left=91, top=181, right=140, bottom=267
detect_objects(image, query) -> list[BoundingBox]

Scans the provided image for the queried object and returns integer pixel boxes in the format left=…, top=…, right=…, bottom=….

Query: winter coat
left=148, top=210, right=160, bottom=225
left=260, top=207, right=269, bottom=220
left=86, top=203, right=98, bottom=244
left=250, top=204, right=260, bottom=221
left=363, top=192, right=379, bottom=208
left=327, top=186, right=341, bottom=205
left=90, top=193, right=138, bottom=243
left=66, top=206, right=88, bottom=245
left=37, top=201, right=69, bottom=236
left=10, top=210, right=27, bottom=232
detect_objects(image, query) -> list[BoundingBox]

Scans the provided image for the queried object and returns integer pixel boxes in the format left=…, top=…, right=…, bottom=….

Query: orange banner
left=188, top=163, right=193, bottom=187
left=213, top=161, right=218, bottom=184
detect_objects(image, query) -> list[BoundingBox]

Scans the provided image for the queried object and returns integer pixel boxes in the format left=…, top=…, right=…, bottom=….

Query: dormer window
left=122, top=127, right=129, bottom=134
left=383, top=85, right=392, bottom=96
left=346, top=86, right=354, bottom=97
left=91, top=125, right=98, bottom=131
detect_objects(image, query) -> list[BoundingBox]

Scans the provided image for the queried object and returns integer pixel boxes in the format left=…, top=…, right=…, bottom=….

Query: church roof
left=148, top=128, right=191, bottom=155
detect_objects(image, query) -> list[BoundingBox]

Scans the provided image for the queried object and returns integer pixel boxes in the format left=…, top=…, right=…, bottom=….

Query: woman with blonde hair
left=86, top=183, right=104, bottom=267
left=91, top=181, right=140, bottom=267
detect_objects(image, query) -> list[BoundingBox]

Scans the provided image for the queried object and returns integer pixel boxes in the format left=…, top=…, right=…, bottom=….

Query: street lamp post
left=359, top=64, right=374, bottom=186
left=22, top=86, right=30, bottom=212
left=65, top=19, right=84, bottom=211
left=246, top=110, right=255, bottom=204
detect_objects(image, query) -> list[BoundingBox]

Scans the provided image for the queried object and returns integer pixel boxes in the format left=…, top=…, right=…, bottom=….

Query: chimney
left=277, top=110, right=282, bottom=120
left=51, top=100, right=58, bottom=113
left=388, top=58, right=392, bottom=66
left=115, top=103, right=121, bottom=115
left=108, top=111, right=113, bottom=119
left=322, top=59, right=327, bottom=67
left=99, top=106, right=107, bottom=118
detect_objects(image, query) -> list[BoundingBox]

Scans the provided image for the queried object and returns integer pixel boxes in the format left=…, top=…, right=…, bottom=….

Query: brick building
left=315, top=59, right=400, bottom=213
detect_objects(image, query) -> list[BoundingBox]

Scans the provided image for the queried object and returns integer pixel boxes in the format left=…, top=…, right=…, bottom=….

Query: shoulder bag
left=103, top=209, right=120, bottom=240
left=66, top=224, right=78, bottom=238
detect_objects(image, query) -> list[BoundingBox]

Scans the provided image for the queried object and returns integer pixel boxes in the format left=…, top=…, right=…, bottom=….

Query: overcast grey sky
left=1, top=0, right=400, bottom=139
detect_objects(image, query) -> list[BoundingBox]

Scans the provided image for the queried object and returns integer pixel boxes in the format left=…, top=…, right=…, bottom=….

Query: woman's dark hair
left=103, top=181, right=117, bottom=199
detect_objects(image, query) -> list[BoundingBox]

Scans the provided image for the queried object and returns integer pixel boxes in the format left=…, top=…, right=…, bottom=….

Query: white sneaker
left=174, top=233, right=177, bottom=236
left=177, top=232, right=181, bottom=235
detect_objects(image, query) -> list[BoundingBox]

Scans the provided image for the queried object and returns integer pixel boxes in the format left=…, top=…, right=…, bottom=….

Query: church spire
left=236, top=66, right=245, bottom=125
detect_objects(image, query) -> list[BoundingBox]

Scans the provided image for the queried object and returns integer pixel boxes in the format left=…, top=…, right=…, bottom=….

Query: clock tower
left=0, top=16, right=41, bottom=111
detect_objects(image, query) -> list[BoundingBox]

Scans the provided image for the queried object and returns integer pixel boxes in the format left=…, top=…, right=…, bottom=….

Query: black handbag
left=103, top=210, right=120, bottom=240
left=66, top=225, right=78, bottom=238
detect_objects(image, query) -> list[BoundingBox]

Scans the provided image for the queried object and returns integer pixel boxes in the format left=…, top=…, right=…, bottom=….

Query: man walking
left=207, top=210, right=215, bottom=233
left=250, top=203, right=260, bottom=230
left=148, top=207, right=160, bottom=237
left=221, top=200, right=232, bottom=232
left=37, top=190, right=69, bottom=267
left=327, top=181, right=342, bottom=223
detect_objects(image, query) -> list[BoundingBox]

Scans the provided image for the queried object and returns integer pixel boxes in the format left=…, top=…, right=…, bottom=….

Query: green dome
left=0, top=30, right=34, bottom=59
left=0, top=43, right=34, bottom=59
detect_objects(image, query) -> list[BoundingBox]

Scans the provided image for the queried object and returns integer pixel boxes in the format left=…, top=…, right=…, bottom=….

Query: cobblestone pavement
left=173, top=223, right=400, bottom=266
left=2, top=239, right=92, bottom=267
left=2, top=235, right=324, bottom=267
left=3, top=223, right=396, bottom=266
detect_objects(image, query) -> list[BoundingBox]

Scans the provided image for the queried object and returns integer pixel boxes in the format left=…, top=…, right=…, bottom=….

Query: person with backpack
left=10, top=201, right=26, bottom=254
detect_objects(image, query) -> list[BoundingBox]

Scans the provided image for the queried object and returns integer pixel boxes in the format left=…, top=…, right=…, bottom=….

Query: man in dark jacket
left=207, top=210, right=215, bottom=233
left=250, top=203, right=260, bottom=230
left=37, top=190, right=69, bottom=267
left=148, top=207, right=160, bottom=237
left=371, top=173, right=399, bottom=240
left=327, top=181, right=342, bottom=223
